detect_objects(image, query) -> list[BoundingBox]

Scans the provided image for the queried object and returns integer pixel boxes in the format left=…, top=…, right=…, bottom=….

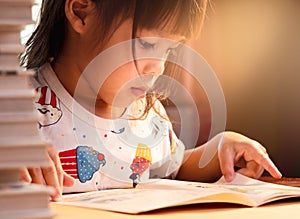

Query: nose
left=138, top=58, right=165, bottom=76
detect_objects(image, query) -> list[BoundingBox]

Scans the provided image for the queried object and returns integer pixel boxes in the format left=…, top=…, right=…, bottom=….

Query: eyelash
left=138, top=38, right=155, bottom=49
left=137, top=38, right=179, bottom=57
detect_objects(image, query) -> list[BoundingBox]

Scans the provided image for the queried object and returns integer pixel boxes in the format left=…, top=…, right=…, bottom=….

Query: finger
left=254, top=153, right=282, bottom=179
left=63, top=172, right=75, bottom=187
left=41, top=161, right=62, bottom=201
left=40, top=145, right=62, bottom=201
left=247, top=143, right=281, bottom=178
left=47, top=145, right=64, bottom=190
left=28, top=167, right=60, bottom=201
left=46, top=144, right=75, bottom=194
left=218, top=144, right=236, bottom=182
left=237, top=161, right=264, bottom=179
left=28, top=167, right=44, bottom=184
left=20, top=168, right=32, bottom=183
left=47, top=146, right=75, bottom=188
left=235, top=140, right=282, bottom=179
left=250, top=139, right=267, bottom=153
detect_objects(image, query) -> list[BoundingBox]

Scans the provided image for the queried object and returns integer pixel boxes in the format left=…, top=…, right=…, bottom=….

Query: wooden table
left=51, top=199, right=300, bottom=219
left=51, top=177, right=300, bottom=219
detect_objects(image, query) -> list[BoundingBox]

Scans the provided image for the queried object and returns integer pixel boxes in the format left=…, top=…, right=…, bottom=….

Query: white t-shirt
left=29, top=63, right=185, bottom=193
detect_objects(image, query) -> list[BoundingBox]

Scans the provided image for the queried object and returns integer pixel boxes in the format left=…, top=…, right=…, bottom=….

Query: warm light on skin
left=95, top=32, right=186, bottom=118
left=61, top=18, right=187, bottom=119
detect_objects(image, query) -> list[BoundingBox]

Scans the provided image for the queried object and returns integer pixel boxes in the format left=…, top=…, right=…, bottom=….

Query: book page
left=56, top=174, right=300, bottom=214
left=59, top=186, right=234, bottom=214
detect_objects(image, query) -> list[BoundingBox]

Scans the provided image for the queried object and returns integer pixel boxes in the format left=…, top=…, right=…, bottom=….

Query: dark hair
left=132, top=0, right=206, bottom=39
left=20, top=0, right=207, bottom=68
left=131, top=0, right=207, bottom=120
left=20, top=0, right=207, bottom=119
left=20, top=0, right=136, bottom=68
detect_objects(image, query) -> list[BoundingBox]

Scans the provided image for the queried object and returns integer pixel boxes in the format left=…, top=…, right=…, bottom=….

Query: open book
left=55, top=173, right=300, bottom=214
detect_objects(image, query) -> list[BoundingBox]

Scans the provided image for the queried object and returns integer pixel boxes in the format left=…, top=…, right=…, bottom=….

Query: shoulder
left=28, top=63, right=53, bottom=89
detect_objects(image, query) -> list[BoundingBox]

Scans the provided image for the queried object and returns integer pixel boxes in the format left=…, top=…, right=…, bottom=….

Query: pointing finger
left=218, top=144, right=236, bottom=182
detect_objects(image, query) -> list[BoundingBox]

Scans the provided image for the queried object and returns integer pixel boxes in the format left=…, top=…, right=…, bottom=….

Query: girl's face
left=79, top=18, right=185, bottom=114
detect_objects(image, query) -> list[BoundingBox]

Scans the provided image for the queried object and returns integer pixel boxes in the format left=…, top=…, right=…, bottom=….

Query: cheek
left=99, top=62, right=138, bottom=93
left=109, top=62, right=138, bottom=84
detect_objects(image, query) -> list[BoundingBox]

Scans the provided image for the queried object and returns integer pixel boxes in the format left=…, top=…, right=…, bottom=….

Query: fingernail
left=21, top=171, right=32, bottom=183
left=277, top=172, right=282, bottom=178
left=53, top=194, right=62, bottom=202
left=225, top=173, right=234, bottom=182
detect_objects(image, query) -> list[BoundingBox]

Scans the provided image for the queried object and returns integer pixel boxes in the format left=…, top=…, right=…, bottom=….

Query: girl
left=20, top=0, right=281, bottom=201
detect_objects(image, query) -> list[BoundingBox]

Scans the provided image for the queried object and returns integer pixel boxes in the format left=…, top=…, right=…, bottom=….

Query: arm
left=176, top=131, right=282, bottom=182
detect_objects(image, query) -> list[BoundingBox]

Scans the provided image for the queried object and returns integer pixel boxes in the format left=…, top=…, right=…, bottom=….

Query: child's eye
left=138, top=38, right=155, bottom=49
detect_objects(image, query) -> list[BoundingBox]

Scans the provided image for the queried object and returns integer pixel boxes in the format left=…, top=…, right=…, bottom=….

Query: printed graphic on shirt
left=59, top=146, right=106, bottom=183
left=169, top=128, right=176, bottom=154
left=35, top=86, right=62, bottom=127
left=129, top=144, right=152, bottom=186
left=111, top=127, right=125, bottom=134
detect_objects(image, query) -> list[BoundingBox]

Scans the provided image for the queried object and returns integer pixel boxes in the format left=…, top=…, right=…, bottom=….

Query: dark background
left=164, top=0, right=300, bottom=177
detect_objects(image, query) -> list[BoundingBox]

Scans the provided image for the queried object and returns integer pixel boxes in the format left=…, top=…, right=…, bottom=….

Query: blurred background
left=168, top=0, right=300, bottom=177
left=23, top=0, right=300, bottom=177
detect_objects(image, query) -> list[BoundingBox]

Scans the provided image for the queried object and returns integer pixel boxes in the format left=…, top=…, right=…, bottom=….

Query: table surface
left=51, top=177, right=300, bottom=219
left=51, top=199, right=300, bottom=219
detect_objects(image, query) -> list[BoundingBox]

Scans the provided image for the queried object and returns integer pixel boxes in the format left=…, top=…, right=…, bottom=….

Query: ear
left=65, top=0, right=94, bottom=34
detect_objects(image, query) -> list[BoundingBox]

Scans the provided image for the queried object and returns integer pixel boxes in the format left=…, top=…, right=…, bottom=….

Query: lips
left=131, top=87, right=147, bottom=98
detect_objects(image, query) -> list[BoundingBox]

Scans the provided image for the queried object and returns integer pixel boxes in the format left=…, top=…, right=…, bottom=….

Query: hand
left=21, top=144, right=75, bottom=201
left=217, top=131, right=282, bottom=182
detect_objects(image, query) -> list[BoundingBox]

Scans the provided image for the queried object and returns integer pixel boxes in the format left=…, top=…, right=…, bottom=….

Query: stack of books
left=0, top=0, right=56, bottom=218
left=0, top=0, right=34, bottom=71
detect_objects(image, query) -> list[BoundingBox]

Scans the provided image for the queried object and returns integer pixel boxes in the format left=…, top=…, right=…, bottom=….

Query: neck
left=94, top=99, right=126, bottom=119
left=52, top=26, right=127, bottom=119
left=76, top=94, right=126, bottom=118
left=52, top=61, right=124, bottom=119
